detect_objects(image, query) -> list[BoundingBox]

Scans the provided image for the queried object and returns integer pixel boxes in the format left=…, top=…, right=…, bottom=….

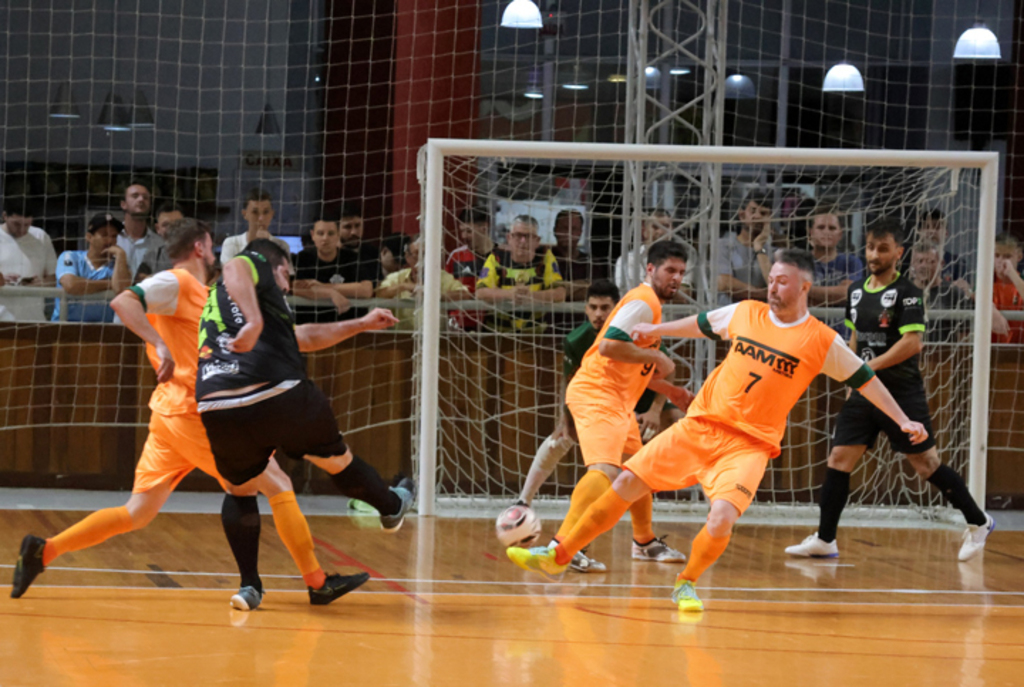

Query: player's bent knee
left=255, top=456, right=295, bottom=497
left=305, top=449, right=354, bottom=475
left=906, top=449, right=940, bottom=478
left=706, top=500, right=741, bottom=537
left=827, top=445, right=864, bottom=472
left=611, top=470, right=652, bottom=503
left=590, top=463, right=621, bottom=481
left=124, top=490, right=167, bottom=530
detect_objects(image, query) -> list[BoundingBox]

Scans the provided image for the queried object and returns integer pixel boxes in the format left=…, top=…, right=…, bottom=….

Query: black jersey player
left=785, top=219, right=994, bottom=562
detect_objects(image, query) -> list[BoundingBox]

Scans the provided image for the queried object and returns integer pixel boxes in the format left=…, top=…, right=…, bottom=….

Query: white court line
left=2, top=564, right=1021, bottom=596
left=11, top=584, right=1024, bottom=609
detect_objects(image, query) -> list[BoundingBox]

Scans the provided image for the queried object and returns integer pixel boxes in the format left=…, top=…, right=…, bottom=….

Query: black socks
left=330, top=456, right=402, bottom=516
left=927, top=464, right=988, bottom=527
left=221, top=494, right=262, bottom=592
left=817, top=467, right=851, bottom=544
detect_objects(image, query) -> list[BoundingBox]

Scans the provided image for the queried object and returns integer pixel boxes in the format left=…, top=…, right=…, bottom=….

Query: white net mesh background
left=425, top=153, right=984, bottom=519
left=0, top=1, right=1018, bottom=508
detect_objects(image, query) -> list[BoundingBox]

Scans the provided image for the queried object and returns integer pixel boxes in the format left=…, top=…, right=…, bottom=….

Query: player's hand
left=636, top=408, right=661, bottom=442
left=631, top=322, right=658, bottom=341
left=330, top=290, right=351, bottom=315
left=901, top=421, right=929, bottom=445
left=663, top=385, right=695, bottom=412
left=226, top=321, right=262, bottom=353
left=154, top=341, right=176, bottom=383
left=361, top=307, right=400, bottom=331
left=652, top=351, right=675, bottom=380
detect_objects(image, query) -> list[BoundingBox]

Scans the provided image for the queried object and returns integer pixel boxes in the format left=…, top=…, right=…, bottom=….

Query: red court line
left=482, top=552, right=499, bottom=561
left=3, top=608, right=1022, bottom=662
left=312, top=536, right=427, bottom=605
left=573, top=605, right=1024, bottom=648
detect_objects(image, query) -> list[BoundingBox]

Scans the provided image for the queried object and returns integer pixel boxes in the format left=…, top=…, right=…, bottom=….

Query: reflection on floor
left=1, top=510, right=1022, bottom=686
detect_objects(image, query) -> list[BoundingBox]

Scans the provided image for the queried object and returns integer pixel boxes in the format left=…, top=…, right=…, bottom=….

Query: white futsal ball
left=495, top=504, right=542, bottom=548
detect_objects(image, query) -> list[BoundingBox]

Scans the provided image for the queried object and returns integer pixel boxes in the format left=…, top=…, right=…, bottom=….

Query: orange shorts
left=566, top=396, right=643, bottom=468
left=625, top=416, right=771, bottom=514
left=133, top=412, right=227, bottom=494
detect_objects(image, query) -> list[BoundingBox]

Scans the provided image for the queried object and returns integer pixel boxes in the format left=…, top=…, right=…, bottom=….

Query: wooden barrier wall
left=0, top=324, right=1022, bottom=507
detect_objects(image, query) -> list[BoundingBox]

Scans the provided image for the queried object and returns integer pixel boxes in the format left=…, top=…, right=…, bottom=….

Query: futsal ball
left=495, top=504, right=542, bottom=548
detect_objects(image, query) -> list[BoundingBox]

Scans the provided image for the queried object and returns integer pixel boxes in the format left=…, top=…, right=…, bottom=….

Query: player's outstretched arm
left=858, top=376, right=929, bottom=445
left=222, top=258, right=264, bottom=353
left=295, top=307, right=399, bottom=352
left=632, top=315, right=704, bottom=340
left=110, top=290, right=176, bottom=383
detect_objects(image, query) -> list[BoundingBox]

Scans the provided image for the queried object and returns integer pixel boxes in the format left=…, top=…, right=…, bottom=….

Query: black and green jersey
left=561, top=322, right=668, bottom=414
left=196, top=251, right=306, bottom=398
left=845, top=272, right=926, bottom=393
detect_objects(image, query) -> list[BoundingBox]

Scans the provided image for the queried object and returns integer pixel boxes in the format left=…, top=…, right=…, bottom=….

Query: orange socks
left=268, top=491, right=326, bottom=589
left=555, top=488, right=632, bottom=566
left=679, top=525, right=731, bottom=583
left=555, top=470, right=612, bottom=541
left=44, top=506, right=134, bottom=566
left=629, top=492, right=655, bottom=544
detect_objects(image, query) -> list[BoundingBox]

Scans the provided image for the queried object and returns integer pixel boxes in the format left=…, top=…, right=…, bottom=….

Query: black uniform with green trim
left=196, top=250, right=348, bottom=485
left=196, top=250, right=306, bottom=397
left=562, top=322, right=673, bottom=415
left=835, top=273, right=935, bottom=453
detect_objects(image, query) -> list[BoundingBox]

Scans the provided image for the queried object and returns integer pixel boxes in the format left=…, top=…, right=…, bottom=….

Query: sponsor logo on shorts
left=735, top=483, right=753, bottom=499
left=733, top=336, right=801, bottom=378
left=881, top=289, right=898, bottom=308
left=200, top=360, right=239, bottom=381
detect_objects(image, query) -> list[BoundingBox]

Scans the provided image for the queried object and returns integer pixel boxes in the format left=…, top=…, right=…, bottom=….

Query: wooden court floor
left=1, top=509, right=1022, bottom=687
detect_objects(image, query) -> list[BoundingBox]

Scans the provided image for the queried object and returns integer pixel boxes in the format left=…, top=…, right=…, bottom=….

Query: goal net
left=415, top=140, right=998, bottom=521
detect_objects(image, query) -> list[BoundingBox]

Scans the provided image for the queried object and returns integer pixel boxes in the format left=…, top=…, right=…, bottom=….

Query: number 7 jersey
left=690, top=300, right=875, bottom=456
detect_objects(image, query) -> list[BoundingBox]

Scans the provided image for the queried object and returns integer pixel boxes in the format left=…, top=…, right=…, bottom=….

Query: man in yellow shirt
left=376, top=235, right=469, bottom=328
left=476, top=215, right=565, bottom=330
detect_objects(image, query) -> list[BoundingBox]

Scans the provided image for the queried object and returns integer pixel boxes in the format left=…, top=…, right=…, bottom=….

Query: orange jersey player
left=11, top=218, right=369, bottom=610
left=508, top=249, right=928, bottom=612
left=543, top=241, right=694, bottom=571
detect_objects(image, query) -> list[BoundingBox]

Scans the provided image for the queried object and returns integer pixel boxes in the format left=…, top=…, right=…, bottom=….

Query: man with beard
left=786, top=219, right=993, bottom=563
left=13, top=220, right=357, bottom=610
left=508, top=248, right=928, bottom=612
left=518, top=242, right=691, bottom=573
left=116, top=181, right=164, bottom=276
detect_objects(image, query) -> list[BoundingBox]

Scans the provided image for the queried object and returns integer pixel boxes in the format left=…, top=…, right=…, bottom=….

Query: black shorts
left=200, top=380, right=348, bottom=485
left=832, top=389, right=936, bottom=455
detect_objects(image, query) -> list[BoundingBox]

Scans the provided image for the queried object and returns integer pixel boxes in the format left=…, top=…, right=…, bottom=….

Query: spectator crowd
left=1, top=183, right=1022, bottom=344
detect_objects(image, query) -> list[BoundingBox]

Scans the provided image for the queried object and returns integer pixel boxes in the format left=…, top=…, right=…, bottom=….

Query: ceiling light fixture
left=501, top=0, right=543, bottom=29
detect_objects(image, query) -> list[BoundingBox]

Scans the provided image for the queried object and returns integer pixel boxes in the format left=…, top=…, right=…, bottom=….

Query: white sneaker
left=632, top=536, right=687, bottom=563
left=784, top=533, right=839, bottom=558
left=569, top=548, right=607, bottom=573
left=958, top=514, right=995, bottom=562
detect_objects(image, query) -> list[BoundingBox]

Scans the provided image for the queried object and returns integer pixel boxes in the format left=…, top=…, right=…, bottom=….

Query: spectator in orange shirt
left=993, top=233, right=1024, bottom=344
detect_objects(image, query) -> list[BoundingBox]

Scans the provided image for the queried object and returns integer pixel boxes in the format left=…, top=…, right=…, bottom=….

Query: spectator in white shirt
left=219, top=188, right=293, bottom=271
left=116, top=181, right=164, bottom=277
left=0, top=197, right=57, bottom=321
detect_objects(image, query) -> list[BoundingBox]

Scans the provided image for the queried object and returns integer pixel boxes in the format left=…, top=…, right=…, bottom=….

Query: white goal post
left=416, top=139, right=999, bottom=518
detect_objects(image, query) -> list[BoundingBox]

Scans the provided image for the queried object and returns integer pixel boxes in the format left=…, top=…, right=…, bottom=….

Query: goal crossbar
left=418, top=139, right=999, bottom=517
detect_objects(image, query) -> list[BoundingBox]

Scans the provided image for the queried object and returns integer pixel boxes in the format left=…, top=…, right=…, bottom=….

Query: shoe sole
left=229, top=594, right=258, bottom=611
left=310, top=572, right=371, bottom=605
left=784, top=551, right=839, bottom=559
left=507, top=550, right=564, bottom=581
left=632, top=556, right=687, bottom=563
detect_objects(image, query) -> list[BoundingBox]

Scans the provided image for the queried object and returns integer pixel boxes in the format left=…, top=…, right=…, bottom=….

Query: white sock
left=519, top=434, right=574, bottom=505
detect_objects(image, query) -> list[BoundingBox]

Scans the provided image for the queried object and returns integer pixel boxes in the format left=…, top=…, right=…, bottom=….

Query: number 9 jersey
left=689, top=300, right=875, bottom=456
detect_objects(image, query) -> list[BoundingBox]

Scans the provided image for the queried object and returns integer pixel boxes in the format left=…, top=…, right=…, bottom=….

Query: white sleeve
left=606, top=299, right=654, bottom=337
left=220, top=235, right=240, bottom=264
left=821, top=333, right=874, bottom=386
left=697, top=303, right=739, bottom=340
left=133, top=271, right=181, bottom=315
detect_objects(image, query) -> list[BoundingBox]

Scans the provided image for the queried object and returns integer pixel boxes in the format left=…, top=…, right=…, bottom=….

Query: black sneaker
left=309, top=572, right=371, bottom=606
left=11, top=535, right=46, bottom=599
left=380, top=477, right=416, bottom=533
